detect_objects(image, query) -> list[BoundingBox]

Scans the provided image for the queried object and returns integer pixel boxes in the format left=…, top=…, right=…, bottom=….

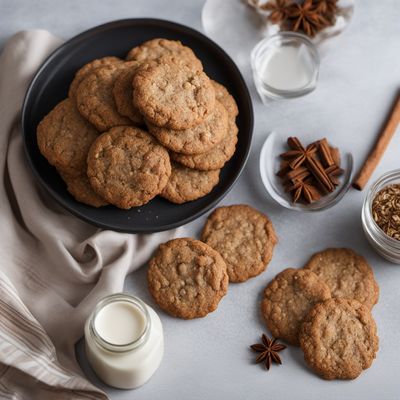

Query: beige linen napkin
left=0, top=30, right=181, bottom=399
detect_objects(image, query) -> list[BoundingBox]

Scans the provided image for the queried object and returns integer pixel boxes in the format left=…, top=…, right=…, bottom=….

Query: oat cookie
left=261, top=268, right=331, bottom=346
left=148, top=101, right=228, bottom=155
left=160, top=163, right=220, bottom=204
left=87, top=126, right=171, bottom=209
left=299, top=298, right=379, bottom=380
left=147, top=238, right=228, bottom=319
left=68, top=56, right=123, bottom=99
left=211, top=80, right=239, bottom=118
left=126, top=38, right=202, bottom=70
left=37, top=99, right=98, bottom=176
left=171, top=118, right=238, bottom=170
left=133, top=60, right=215, bottom=130
left=76, top=64, right=134, bottom=132
left=59, top=170, right=108, bottom=208
left=201, top=205, right=277, bottom=283
left=303, top=248, right=379, bottom=309
left=112, top=64, right=144, bottom=125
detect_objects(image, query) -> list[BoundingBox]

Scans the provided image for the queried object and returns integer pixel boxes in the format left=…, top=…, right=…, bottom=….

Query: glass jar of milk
left=84, top=293, right=164, bottom=389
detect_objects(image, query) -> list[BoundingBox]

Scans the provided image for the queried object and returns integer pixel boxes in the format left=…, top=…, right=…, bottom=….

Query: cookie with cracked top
left=261, top=268, right=331, bottom=346
left=147, top=238, right=228, bottom=319
left=133, top=60, right=215, bottom=130
left=37, top=98, right=98, bottom=177
left=160, top=163, right=220, bottom=204
left=147, top=100, right=228, bottom=155
left=303, top=248, right=379, bottom=309
left=87, top=126, right=171, bottom=209
left=201, top=205, right=277, bottom=282
left=299, top=298, right=379, bottom=380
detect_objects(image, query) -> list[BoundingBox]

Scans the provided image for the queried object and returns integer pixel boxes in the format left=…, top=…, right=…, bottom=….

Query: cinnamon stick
left=353, top=94, right=400, bottom=190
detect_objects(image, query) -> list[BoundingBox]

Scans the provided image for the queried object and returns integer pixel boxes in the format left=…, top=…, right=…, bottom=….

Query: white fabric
left=0, top=30, right=181, bottom=399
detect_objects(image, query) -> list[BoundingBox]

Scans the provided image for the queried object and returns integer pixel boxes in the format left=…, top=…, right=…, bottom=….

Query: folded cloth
left=0, top=30, right=182, bottom=399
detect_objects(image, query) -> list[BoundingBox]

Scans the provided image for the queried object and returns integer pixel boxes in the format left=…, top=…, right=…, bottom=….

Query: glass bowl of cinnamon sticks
left=260, top=131, right=353, bottom=211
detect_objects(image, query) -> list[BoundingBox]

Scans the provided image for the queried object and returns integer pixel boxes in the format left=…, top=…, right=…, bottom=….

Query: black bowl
left=22, top=19, right=253, bottom=233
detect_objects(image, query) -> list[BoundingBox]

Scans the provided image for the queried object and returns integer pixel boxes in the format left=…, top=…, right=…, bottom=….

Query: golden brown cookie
left=147, top=101, right=228, bottom=155
left=68, top=56, right=123, bottom=99
left=133, top=60, right=215, bottom=130
left=211, top=80, right=239, bottom=118
left=170, top=115, right=238, bottom=170
left=261, top=268, right=331, bottom=346
left=37, top=99, right=98, bottom=176
left=87, top=126, right=171, bottom=209
left=303, top=248, right=379, bottom=309
left=76, top=64, right=134, bottom=132
left=147, top=238, right=228, bottom=319
left=299, top=298, right=379, bottom=380
left=160, top=163, right=220, bottom=204
left=201, top=205, right=277, bottom=283
left=126, top=38, right=202, bottom=70
left=58, top=170, right=108, bottom=208
left=112, top=63, right=143, bottom=125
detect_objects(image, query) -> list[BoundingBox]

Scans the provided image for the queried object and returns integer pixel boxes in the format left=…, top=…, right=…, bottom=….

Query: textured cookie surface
left=201, top=205, right=277, bottom=282
left=126, top=38, right=202, bottom=70
left=160, top=163, right=220, bottom=204
left=304, top=248, right=379, bottom=309
left=87, top=126, right=171, bottom=209
left=148, top=101, right=228, bottom=155
left=68, top=56, right=123, bottom=99
left=76, top=64, right=133, bottom=132
left=112, top=64, right=143, bottom=124
left=37, top=99, right=98, bottom=176
left=133, top=60, right=215, bottom=130
left=211, top=80, right=239, bottom=118
left=59, top=170, right=108, bottom=208
left=261, top=268, right=331, bottom=346
left=147, top=238, right=228, bottom=319
left=299, top=298, right=379, bottom=380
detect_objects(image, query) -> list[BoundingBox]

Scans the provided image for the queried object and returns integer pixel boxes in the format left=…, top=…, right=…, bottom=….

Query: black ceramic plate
left=22, top=19, right=253, bottom=233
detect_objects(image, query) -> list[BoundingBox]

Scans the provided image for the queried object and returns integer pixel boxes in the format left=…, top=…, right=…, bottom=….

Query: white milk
left=85, top=294, right=164, bottom=389
left=260, top=44, right=314, bottom=91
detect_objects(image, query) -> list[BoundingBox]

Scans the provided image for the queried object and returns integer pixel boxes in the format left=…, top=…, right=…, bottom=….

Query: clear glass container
left=362, top=170, right=400, bottom=263
left=85, top=293, right=164, bottom=389
left=251, top=32, right=320, bottom=102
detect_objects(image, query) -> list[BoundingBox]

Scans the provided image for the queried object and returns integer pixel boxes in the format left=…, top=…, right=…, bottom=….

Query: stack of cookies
left=36, top=39, right=239, bottom=208
left=261, top=248, right=379, bottom=380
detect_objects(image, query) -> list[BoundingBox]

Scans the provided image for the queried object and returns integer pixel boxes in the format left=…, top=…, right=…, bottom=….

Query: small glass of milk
left=85, top=293, right=164, bottom=389
left=251, top=32, right=320, bottom=102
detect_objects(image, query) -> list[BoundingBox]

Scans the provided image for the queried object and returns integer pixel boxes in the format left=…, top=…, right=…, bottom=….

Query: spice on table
left=277, top=136, right=344, bottom=204
left=352, top=94, right=400, bottom=191
left=245, top=0, right=338, bottom=37
left=372, top=184, right=400, bottom=240
left=250, top=333, right=287, bottom=370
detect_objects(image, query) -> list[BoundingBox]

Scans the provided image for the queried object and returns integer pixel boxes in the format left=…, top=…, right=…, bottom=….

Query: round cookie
left=299, top=298, right=379, bottom=380
left=68, top=56, right=123, bottom=99
left=126, top=38, right=202, bottom=70
left=58, top=170, right=108, bottom=208
left=37, top=98, right=98, bottom=176
left=76, top=64, right=133, bottom=132
left=147, top=238, right=228, bottom=319
left=303, top=248, right=379, bottom=309
left=170, top=118, right=238, bottom=170
left=211, top=80, right=239, bottom=118
left=112, top=64, right=144, bottom=125
left=87, top=126, right=171, bottom=209
left=261, top=268, right=331, bottom=346
left=133, top=60, right=215, bottom=130
left=201, top=205, right=277, bottom=283
left=148, top=101, right=228, bottom=155
left=160, top=163, right=220, bottom=204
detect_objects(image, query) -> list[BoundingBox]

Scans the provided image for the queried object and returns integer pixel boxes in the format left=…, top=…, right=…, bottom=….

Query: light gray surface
left=3, top=1, right=400, bottom=399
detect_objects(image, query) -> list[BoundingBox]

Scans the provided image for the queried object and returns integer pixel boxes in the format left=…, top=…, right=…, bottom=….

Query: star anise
left=286, top=178, right=322, bottom=203
left=280, top=136, right=317, bottom=170
left=286, top=0, right=330, bottom=37
left=250, top=333, right=286, bottom=370
left=260, top=0, right=291, bottom=25
left=313, top=0, right=338, bottom=23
